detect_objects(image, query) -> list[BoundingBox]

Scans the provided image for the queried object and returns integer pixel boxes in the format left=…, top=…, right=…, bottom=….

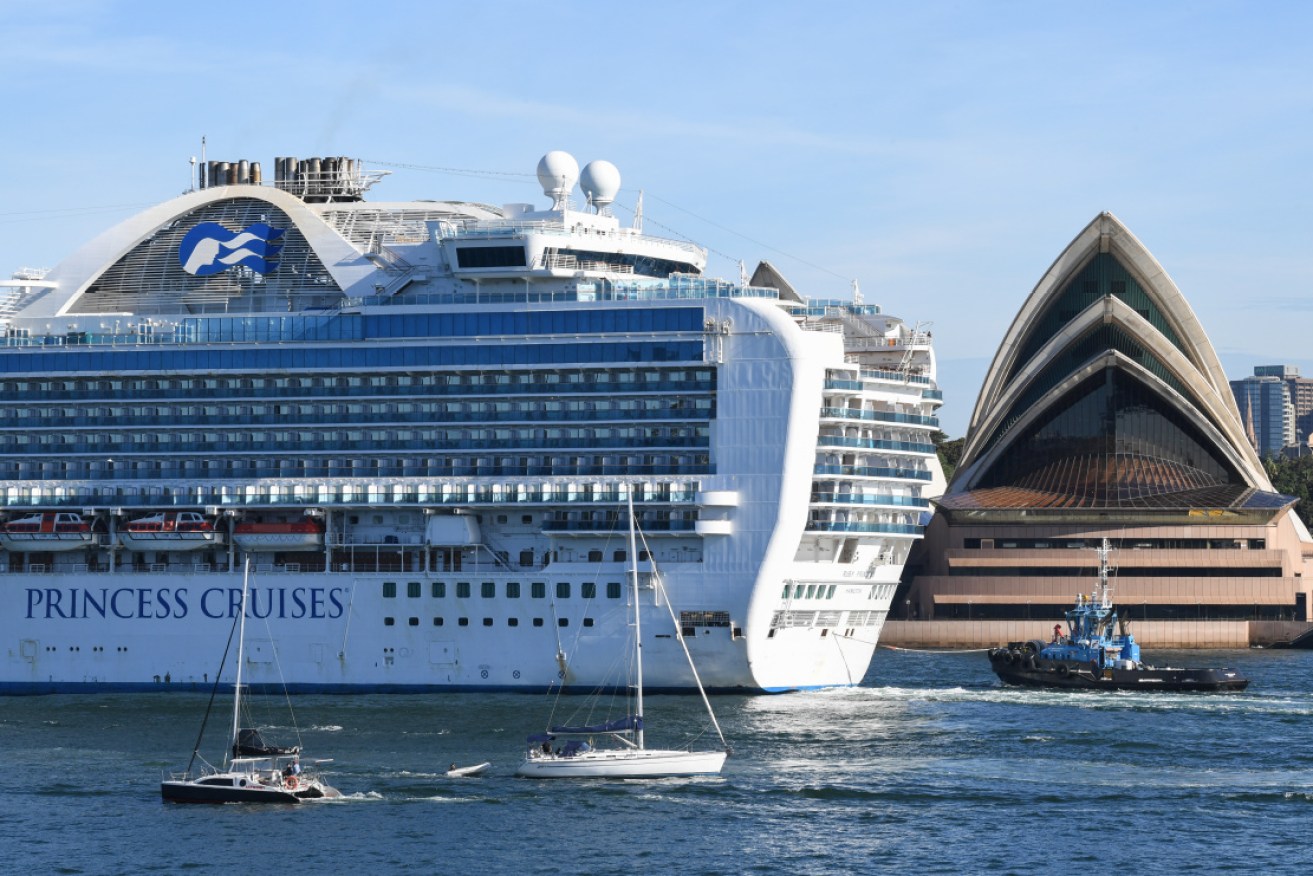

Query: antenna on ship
left=1096, top=538, right=1116, bottom=608
left=852, top=279, right=863, bottom=305
left=632, top=190, right=644, bottom=232
left=200, top=136, right=207, bottom=190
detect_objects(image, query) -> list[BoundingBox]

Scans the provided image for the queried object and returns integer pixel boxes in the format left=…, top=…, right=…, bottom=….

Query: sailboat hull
left=160, top=776, right=303, bottom=804
left=515, top=748, right=726, bottom=779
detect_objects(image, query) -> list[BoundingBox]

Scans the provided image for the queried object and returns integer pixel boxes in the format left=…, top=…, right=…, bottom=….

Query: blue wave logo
left=178, top=222, right=285, bottom=276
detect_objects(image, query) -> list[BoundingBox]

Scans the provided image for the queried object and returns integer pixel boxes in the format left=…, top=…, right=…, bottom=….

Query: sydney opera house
left=901, top=213, right=1313, bottom=647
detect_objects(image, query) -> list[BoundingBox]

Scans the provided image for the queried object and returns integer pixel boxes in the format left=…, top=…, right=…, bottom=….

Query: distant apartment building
left=1231, top=367, right=1300, bottom=457
left=1254, top=365, right=1313, bottom=448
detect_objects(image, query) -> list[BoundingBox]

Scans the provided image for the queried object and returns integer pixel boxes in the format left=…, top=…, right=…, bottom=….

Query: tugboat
left=987, top=540, right=1248, bottom=692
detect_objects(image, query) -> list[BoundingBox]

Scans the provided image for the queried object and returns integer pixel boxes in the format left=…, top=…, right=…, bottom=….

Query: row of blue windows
left=0, top=374, right=717, bottom=403
left=181, top=307, right=705, bottom=343
left=30, top=308, right=708, bottom=347
left=0, top=431, right=711, bottom=457
left=0, top=341, right=704, bottom=375
left=0, top=461, right=715, bottom=485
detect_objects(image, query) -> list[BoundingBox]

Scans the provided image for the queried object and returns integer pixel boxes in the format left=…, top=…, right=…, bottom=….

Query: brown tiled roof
left=945, top=451, right=1294, bottom=510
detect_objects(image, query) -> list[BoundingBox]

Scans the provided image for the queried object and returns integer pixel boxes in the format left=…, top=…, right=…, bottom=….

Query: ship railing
left=812, top=464, right=933, bottom=481
left=809, top=493, right=931, bottom=508
left=803, top=521, right=925, bottom=536
left=825, top=372, right=934, bottom=389
left=818, top=407, right=940, bottom=427
left=816, top=435, right=937, bottom=454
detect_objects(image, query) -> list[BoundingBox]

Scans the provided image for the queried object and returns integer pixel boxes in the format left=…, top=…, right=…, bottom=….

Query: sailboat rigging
left=161, top=560, right=341, bottom=803
left=515, top=494, right=729, bottom=778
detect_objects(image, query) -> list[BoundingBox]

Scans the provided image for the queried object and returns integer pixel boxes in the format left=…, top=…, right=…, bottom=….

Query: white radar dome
left=537, top=151, right=579, bottom=209
left=580, top=160, right=621, bottom=211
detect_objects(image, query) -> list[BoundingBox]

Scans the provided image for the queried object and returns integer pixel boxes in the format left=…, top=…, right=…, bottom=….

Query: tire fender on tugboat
left=1056, top=664, right=1070, bottom=678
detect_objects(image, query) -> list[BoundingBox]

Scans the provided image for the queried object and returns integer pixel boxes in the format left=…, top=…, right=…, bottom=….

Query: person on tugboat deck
left=1052, top=623, right=1063, bottom=642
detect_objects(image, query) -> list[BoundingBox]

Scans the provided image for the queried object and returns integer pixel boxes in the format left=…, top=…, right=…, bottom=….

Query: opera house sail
left=908, top=212, right=1313, bottom=646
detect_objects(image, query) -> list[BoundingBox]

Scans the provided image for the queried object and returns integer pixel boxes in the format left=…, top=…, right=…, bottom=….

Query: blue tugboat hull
left=988, top=647, right=1248, bottom=692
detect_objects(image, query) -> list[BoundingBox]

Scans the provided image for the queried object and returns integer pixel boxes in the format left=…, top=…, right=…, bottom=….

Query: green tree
left=1264, top=454, right=1313, bottom=528
left=931, top=430, right=965, bottom=482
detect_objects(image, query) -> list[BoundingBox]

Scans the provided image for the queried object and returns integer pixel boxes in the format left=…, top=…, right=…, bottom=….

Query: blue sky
left=2, top=1, right=1311, bottom=435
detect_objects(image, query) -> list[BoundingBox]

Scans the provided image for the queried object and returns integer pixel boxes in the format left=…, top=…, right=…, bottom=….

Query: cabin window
left=531, top=582, right=546, bottom=599
left=433, top=617, right=444, bottom=626
left=583, top=618, right=594, bottom=628
left=507, top=618, right=519, bottom=627
left=607, top=582, right=622, bottom=599
left=456, top=582, right=471, bottom=598
left=581, top=582, right=597, bottom=599
left=384, top=617, right=395, bottom=626
left=506, top=582, right=521, bottom=598
left=481, top=582, right=495, bottom=598
left=408, top=617, right=419, bottom=626
left=382, top=582, right=396, bottom=598
left=407, top=582, right=421, bottom=598
left=458, top=618, right=469, bottom=627
left=482, top=618, right=493, bottom=627
left=558, top=618, right=569, bottom=627
left=533, top=618, right=544, bottom=627
left=556, top=582, right=570, bottom=599
left=432, top=582, right=446, bottom=598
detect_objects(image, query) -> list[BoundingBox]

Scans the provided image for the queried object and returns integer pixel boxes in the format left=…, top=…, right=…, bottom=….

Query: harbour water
left=4, top=647, right=1311, bottom=875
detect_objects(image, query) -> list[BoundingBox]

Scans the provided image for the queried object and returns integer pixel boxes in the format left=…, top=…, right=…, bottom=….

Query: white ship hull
left=0, top=149, right=941, bottom=695
left=1, top=564, right=891, bottom=693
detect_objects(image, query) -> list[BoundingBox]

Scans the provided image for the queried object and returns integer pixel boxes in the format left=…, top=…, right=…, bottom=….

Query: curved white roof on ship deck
left=17, top=186, right=496, bottom=318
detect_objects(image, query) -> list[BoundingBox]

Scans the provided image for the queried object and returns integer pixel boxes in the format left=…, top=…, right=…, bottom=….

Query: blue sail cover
left=549, top=715, right=642, bottom=735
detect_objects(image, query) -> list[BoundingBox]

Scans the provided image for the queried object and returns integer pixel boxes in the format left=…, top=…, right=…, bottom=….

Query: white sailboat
left=515, top=496, right=729, bottom=779
left=161, top=561, right=340, bottom=803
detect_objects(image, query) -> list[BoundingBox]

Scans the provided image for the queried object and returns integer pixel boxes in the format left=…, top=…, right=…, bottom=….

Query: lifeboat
left=0, top=512, right=96, bottom=553
left=233, top=519, right=325, bottom=551
left=119, top=511, right=222, bottom=552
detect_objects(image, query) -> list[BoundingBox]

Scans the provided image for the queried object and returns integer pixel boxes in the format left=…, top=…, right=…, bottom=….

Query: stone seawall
left=880, top=619, right=1313, bottom=649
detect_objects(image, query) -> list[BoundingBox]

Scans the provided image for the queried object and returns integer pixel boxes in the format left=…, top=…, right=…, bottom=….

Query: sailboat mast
left=230, top=559, right=250, bottom=763
left=627, top=493, right=644, bottom=750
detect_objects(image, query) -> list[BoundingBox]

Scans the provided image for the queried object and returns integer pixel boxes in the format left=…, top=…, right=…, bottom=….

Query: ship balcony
left=812, top=464, right=932, bottom=482
left=804, top=520, right=925, bottom=537
left=809, top=492, right=930, bottom=509
left=818, top=407, right=940, bottom=429
left=694, top=519, right=733, bottom=536
left=696, top=490, right=739, bottom=507
left=825, top=371, right=933, bottom=390
left=815, top=435, right=937, bottom=456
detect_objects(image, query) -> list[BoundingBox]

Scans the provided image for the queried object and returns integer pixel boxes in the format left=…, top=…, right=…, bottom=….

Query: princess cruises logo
left=178, top=222, right=285, bottom=276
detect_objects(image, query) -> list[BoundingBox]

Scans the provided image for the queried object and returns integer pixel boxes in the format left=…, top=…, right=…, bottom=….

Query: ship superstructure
left=0, top=151, right=942, bottom=693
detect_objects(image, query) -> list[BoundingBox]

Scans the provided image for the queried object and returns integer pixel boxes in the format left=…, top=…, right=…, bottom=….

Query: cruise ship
left=0, top=151, right=943, bottom=693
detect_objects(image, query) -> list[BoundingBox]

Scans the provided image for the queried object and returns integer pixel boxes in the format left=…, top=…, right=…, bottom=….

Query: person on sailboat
left=283, top=755, right=302, bottom=787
